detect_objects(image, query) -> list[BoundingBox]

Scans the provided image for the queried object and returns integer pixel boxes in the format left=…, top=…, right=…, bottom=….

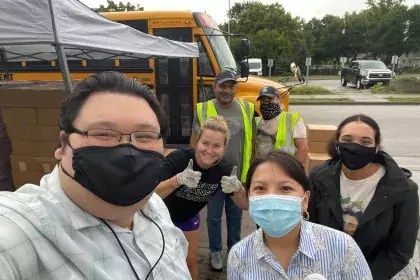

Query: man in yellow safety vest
left=255, top=86, right=309, bottom=164
left=189, top=69, right=255, bottom=272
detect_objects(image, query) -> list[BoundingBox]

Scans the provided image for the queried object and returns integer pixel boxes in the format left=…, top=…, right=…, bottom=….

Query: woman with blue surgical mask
left=227, top=150, right=372, bottom=279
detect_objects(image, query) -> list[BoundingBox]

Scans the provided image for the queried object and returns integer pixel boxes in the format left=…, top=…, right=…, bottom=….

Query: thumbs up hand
left=221, top=166, right=243, bottom=194
left=176, top=159, right=202, bottom=189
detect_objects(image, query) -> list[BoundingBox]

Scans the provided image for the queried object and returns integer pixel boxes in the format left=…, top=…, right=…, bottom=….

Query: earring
left=303, top=210, right=310, bottom=221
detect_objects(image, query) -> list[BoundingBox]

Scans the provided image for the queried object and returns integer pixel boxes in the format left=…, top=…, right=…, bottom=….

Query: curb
left=291, top=102, right=420, bottom=105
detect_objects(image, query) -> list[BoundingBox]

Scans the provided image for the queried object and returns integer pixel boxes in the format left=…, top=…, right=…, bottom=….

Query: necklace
left=341, top=175, right=368, bottom=198
left=341, top=163, right=380, bottom=198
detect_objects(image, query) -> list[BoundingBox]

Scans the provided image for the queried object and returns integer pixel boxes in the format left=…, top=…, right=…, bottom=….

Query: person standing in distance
left=190, top=69, right=255, bottom=271
left=291, top=62, right=305, bottom=83
left=255, top=86, right=308, bottom=163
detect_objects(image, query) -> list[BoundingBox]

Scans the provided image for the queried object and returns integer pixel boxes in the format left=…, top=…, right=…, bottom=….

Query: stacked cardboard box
left=304, top=124, right=337, bottom=175
left=0, top=87, right=65, bottom=189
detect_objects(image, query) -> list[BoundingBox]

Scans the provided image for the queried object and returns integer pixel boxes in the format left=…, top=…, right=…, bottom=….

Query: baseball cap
left=257, top=86, right=280, bottom=101
left=215, top=69, right=238, bottom=85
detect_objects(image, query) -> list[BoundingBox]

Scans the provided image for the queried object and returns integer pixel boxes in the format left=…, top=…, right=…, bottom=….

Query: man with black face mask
left=0, top=72, right=191, bottom=280
left=255, top=86, right=309, bottom=164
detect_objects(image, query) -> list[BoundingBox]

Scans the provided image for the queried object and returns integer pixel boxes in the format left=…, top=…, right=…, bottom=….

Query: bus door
left=154, top=28, right=193, bottom=145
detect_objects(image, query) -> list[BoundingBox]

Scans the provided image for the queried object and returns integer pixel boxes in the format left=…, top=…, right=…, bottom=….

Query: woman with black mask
left=308, top=114, right=419, bottom=279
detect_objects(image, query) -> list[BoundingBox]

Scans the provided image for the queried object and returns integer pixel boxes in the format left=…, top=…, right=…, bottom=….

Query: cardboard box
left=30, top=126, right=60, bottom=142
left=304, top=153, right=331, bottom=175
left=10, top=155, right=56, bottom=173
left=11, top=140, right=57, bottom=157
left=5, top=125, right=32, bottom=141
left=1, top=107, right=37, bottom=125
left=306, top=124, right=337, bottom=143
left=36, top=109, right=61, bottom=126
left=10, top=155, right=36, bottom=172
left=12, top=170, right=45, bottom=188
left=0, top=89, right=65, bottom=108
left=308, top=141, right=329, bottom=153
left=34, top=157, right=57, bottom=173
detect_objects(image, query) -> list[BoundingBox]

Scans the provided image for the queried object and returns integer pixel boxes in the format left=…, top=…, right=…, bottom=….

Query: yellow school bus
left=0, top=11, right=288, bottom=144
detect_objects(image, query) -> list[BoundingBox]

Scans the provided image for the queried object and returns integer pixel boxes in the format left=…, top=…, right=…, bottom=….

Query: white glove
left=176, top=159, right=202, bottom=188
left=221, top=166, right=243, bottom=194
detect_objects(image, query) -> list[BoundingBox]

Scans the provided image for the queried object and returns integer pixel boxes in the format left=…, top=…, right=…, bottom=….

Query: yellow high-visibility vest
left=256, top=111, right=300, bottom=156
left=196, top=99, right=254, bottom=183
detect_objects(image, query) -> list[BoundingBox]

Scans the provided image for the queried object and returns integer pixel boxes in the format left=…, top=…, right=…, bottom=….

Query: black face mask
left=260, top=102, right=281, bottom=120
left=336, top=142, right=377, bottom=170
left=62, top=144, right=164, bottom=206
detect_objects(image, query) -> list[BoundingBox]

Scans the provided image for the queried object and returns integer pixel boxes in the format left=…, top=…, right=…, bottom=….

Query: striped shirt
left=228, top=220, right=372, bottom=280
left=0, top=166, right=191, bottom=280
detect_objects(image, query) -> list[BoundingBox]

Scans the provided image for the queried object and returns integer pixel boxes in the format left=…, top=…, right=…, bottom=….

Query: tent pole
left=47, top=0, right=72, bottom=95
left=55, top=45, right=72, bottom=95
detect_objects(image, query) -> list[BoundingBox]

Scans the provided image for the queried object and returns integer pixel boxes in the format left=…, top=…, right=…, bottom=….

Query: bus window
left=116, top=20, right=148, bottom=34
left=180, top=93, right=192, bottom=136
left=198, top=85, right=215, bottom=102
left=194, top=13, right=237, bottom=73
left=158, top=58, right=169, bottom=84
left=198, top=41, right=214, bottom=76
left=179, top=58, right=192, bottom=85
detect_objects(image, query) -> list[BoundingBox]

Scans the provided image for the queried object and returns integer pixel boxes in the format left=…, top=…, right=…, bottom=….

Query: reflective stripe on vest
left=256, top=111, right=300, bottom=156
left=196, top=99, right=254, bottom=182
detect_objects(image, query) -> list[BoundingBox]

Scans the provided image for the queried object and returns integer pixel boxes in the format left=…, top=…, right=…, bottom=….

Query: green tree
left=365, top=0, right=409, bottom=62
left=406, top=5, right=420, bottom=52
left=93, top=0, right=144, bottom=12
left=341, top=11, right=370, bottom=60
left=227, top=1, right=305, bottom=69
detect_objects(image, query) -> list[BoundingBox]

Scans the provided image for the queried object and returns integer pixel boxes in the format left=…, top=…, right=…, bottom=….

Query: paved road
left=287, top=78, right=363, bottom=92
left=197, top=104, right=420, bottom=279
left=306, top=78, right=361, bottom=92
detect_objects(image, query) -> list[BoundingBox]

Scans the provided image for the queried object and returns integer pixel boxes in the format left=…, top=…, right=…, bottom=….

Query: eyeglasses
left=69, top=127, right=162, bottom=147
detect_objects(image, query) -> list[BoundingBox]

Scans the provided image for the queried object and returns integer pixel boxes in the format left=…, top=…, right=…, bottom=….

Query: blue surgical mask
left=249, top=194, right=304, bottom=238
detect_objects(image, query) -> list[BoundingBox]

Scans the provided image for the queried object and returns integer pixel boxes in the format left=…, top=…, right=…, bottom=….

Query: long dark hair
left=327, top=114, right=382, bottom=160
left=245, top=150, right=310, bottom=196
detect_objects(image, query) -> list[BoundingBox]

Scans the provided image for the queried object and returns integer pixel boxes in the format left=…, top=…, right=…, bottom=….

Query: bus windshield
left=194, top=13, right=237, bottom=73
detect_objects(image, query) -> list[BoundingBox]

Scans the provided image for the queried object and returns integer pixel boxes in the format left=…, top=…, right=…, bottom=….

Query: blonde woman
left=156, top=116, right=248, bottom=280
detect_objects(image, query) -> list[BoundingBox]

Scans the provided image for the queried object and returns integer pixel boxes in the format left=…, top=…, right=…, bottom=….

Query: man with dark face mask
left=0, top=72, right=191, bottom=280
left=190, top=69, right=255, bottom=271
left=255, top=86, right=308, bottom=163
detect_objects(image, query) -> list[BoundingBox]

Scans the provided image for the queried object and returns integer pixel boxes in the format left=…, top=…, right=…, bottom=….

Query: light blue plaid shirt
left=228, top=220, right=372, bottom=280
left=0, top=166, right=191, bottom=280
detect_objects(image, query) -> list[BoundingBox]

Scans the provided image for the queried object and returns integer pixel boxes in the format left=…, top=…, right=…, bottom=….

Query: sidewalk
left=197, top=207, right=255, bottom=279
left=290, top=91, right=390, bottom=103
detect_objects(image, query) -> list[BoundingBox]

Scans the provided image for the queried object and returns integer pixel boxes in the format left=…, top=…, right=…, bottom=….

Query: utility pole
left=228, top=0, right=231, bottom=46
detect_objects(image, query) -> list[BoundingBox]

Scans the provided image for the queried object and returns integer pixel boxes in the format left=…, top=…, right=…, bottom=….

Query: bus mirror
left=239, top=39, right=250, bottom=58
left=239, top=61, right=249, bottom=78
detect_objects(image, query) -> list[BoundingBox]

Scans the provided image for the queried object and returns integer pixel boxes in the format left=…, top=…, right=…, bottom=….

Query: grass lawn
left=387, top=97, right=420, bottom=103
left=291, top=98, right=353, bottom=103
left=268, top=75, right=340, bottom=82
left=290, top=85, right=333, bottom=95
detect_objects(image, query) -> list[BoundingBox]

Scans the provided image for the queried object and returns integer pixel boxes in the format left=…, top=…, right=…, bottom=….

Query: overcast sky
left=81, top=0, right=419, bottom=24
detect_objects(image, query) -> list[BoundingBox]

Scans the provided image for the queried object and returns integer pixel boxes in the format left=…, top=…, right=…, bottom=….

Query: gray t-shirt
left=192, top=99, right=247, bottom=180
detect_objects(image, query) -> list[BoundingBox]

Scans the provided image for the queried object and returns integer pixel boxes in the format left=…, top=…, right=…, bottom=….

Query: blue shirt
left=228, top=220, right=372, bottom=280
